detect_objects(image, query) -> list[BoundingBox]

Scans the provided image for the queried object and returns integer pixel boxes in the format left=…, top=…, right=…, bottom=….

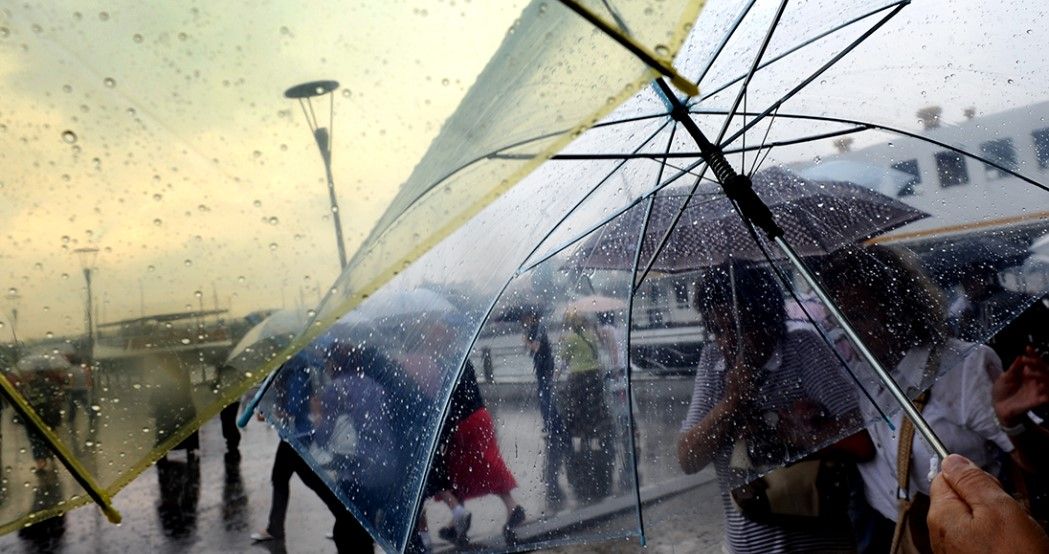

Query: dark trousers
left=266, top=441, right=373, bottom=552
left=219, top=401, right=240, bottom=452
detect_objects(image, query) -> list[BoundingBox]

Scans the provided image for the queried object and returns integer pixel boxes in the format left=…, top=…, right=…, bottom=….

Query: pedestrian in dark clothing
left=522, top=312, right=569, bottom=509
left=254, top=440, right=374, bottom=552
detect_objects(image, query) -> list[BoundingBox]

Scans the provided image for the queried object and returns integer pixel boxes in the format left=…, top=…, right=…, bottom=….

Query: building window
left=980, top=138, right=1017, bottom=179
left=935, top=151, right=969, bottom=187
left=674, top=281, right=690, bottom=307
left=891, top=159, right=921, bottom=197
left=1033, top=128, right=1049, bottom=170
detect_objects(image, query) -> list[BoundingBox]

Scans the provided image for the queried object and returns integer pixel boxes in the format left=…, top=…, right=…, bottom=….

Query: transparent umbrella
left=0, top=0, right=702, bottom=536
left=258, top=0, right=1049, bottom=552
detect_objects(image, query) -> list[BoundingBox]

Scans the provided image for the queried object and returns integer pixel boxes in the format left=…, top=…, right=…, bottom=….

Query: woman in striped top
left=678, top=263, right=873, bottom=553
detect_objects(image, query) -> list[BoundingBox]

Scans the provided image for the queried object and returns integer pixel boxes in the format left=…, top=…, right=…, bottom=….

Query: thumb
left=939, top=454, right=1010, bottom=510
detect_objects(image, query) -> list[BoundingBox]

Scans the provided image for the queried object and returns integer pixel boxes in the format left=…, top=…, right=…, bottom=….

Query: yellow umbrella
left=0, top=0, right=702, bottom=535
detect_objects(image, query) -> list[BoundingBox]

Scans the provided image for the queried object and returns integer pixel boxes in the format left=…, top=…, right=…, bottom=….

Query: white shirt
left=857, top=339, right=1013, bottom=521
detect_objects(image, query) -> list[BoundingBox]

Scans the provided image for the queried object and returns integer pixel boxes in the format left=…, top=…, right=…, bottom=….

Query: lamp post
left=284, top=80, right=348, bottom=270
left=74, top=247, right=99, bottom=362
left=4, top=290, right=19, bottom=344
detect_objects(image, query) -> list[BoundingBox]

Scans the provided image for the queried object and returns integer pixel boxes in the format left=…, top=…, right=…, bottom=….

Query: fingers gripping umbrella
left=259, top=0, right=1049, bottom=552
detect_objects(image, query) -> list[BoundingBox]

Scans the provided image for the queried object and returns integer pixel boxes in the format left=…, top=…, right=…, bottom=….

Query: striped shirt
left=681, top=327, right=860, bottom=554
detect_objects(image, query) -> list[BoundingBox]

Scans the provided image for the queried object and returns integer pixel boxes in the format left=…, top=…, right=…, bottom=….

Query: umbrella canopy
left=0, top=0, right=703, bottom=535
left=1031, top=233, right=1049, bottom=262
left=259, top=1, right=1049, bottom=552
left=796, top=159, right=916, bottom=197
left=224, top=308, right=310, bottom=368
left=569, top=166, right=927, bottom=273
left=16, top=353, right=73, bottom=374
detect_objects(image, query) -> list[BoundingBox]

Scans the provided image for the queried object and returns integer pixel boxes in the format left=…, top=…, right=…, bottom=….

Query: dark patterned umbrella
left=571, top=166, right=928, bottom=272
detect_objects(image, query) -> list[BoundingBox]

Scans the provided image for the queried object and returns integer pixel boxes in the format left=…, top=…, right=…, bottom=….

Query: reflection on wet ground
left=0, top=377, right=703, bottom=553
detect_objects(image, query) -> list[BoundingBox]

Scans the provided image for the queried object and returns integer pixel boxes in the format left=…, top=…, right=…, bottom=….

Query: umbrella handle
left=237, top=370, right=277, bottom=428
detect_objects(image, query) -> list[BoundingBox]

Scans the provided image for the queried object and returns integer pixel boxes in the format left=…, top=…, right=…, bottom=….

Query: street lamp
left=284, top=80, right=348, bottom=270
left=74, top=247, right=99, bottom=362
left=4, top=290, right=19, bottom=343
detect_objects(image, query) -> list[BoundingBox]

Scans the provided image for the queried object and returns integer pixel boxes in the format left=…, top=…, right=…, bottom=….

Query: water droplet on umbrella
left=269, top=242, right=279, bottom=251
left=184, top=259, right=193, bottom=267
left=61, top=130, right=77, bottom=143
left=98, top=12, right=109, bottom=21
left=654, top=44, right=670, bottom=57
left=0, top=28, right=9, bottom=38
left=132, top=33, right=143, bottom=43
left=177, top=32, right=187, bottom=41
left=253, top=200, right=262, bottom=208
left=180, top=338, right=191, bottom=345
left=267, top=216, right=279, bottom=225
left=103, top=77, right=116, bottom=88
left=153, top=218, right=162, bottom=226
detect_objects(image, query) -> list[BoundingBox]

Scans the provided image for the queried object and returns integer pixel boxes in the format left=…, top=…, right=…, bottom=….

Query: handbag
left=730, top=457, right=852, bottom=527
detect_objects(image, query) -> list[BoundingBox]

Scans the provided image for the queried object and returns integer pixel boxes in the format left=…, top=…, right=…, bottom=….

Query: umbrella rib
left=692, top=1, right=908, bottom=106
left=694, top=0, right=759, bottom=85
left=544, top=123, right=870, bottom=161
left=625, top=194, right=658, bottom=539
left=695, top=108, right=1049, bottom=195
left=749, top=105, right=781, bottom=176
left=514, top=119, right=674, bottom=275
left=717, top=4, right=906, bottom=151
left=710, top=0, right=790, bottom=149
left=635, top=165, right=713, bottom=287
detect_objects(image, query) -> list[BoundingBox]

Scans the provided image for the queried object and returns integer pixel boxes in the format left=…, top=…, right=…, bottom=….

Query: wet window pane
left=890, top=159, right=921, bottom=196
left=980, top=138, right=1017, bottom=179
left=935, top=151, right=970, bottom=187
left=1033, top=128, right=1049, bottom=169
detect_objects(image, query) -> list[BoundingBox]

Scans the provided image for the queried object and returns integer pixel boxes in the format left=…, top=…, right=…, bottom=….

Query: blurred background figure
left=559, top=311, right=615, bottom=505
left=520, top=307, right=569, bottom=511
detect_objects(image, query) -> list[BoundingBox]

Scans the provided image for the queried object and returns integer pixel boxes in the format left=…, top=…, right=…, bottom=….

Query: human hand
left=928, top=454, right=1049, bottom=554
left=994, top=346, right=1049, bottom=426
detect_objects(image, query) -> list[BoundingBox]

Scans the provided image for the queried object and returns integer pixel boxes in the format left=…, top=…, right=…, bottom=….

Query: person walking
left=522, top=309, right=569, bottom=510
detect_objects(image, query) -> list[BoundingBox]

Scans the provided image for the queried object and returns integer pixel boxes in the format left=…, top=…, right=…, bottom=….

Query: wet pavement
left=0, top=377, right=727, bottom=553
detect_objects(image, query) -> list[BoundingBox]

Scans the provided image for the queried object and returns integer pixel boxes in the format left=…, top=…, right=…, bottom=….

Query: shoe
left=250, top=530, right=280, bottom=542
left=452, top=509, right=472, bottom=546
left=325, top=531, right=334, bottom=540
left=503, top=505, right=526, bottom=545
